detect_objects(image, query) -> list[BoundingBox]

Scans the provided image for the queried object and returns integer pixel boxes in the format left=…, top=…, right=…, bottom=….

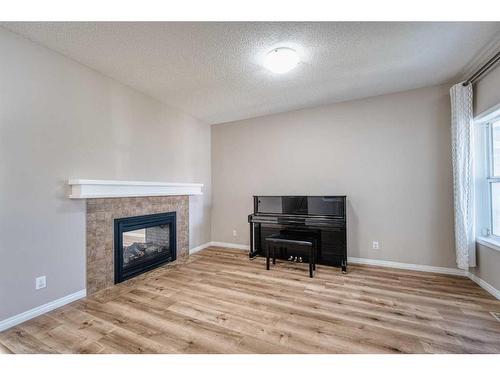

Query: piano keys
left=248, top=195, right=347, bottom=273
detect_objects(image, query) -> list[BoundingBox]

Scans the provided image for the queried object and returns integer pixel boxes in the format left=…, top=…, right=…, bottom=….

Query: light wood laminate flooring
left=1, top=247, right=500, bottom=354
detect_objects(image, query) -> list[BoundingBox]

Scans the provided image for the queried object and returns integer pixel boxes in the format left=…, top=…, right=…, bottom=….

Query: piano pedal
left=288, top=256, right=294, bottom=261
left=294, top=256, right=298, bottom=262
left=298, top=257, right=303, bottom=263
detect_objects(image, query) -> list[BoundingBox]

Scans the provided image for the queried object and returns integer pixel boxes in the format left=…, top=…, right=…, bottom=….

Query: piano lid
left=254, top=196, right=345, bottom=218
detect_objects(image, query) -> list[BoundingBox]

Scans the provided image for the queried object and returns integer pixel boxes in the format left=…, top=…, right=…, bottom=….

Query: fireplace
left=114, top=212, right=177, bottom=283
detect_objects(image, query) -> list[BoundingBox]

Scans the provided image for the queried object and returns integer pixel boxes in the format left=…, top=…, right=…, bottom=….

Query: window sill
left=476, top=236, right=500, bottom=253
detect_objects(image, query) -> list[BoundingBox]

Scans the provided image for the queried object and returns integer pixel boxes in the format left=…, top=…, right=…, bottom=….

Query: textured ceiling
left=2, top=22, right=500, bottom=124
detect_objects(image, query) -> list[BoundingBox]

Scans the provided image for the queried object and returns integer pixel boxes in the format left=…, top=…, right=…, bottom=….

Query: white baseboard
left=348, top=256, right=466, bottom=276
left=189, top=241, right=249, bottom=254
left=189, top=242, right=212, bottom=255
left=467, top=272, right=500, bottom=300
left=209, top=241, right=249, bottom=251
left=0, top=289, right=86, bottom=332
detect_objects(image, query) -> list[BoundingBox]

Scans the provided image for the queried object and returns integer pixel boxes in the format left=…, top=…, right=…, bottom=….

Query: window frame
left=485, top=118, right=500, bottom=239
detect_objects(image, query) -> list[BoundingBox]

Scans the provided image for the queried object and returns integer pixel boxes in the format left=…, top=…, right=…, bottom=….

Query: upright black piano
left=248, top=195, right=347, bottom=273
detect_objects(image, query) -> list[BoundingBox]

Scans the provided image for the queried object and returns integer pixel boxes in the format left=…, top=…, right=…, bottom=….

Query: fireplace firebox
left=114, top=212, right=176, bottom=283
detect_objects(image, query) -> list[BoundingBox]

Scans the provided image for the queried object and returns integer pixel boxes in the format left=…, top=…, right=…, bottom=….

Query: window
left=489, top=120, right=500, bottom=236
left=477, top=114, right=500, bottom=240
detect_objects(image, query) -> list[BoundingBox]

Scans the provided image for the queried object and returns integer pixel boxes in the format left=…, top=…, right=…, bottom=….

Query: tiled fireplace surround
left=86, top=196, right=189, bottom=295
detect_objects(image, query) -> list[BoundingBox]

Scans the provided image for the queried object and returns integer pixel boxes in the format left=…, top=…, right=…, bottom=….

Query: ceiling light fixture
left=263, top=47, right=300, bottom=74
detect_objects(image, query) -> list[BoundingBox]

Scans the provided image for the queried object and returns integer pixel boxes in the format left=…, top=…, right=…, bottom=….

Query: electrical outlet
left=232, top=229, right=237, bottom=237
left=372, top=241, right=380, bottom=250
left=35, top=276, right=46, bottom=290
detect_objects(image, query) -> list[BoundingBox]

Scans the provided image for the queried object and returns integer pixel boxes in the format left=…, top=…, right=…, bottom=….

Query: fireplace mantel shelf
left=68, top=179, right=203, bottom=199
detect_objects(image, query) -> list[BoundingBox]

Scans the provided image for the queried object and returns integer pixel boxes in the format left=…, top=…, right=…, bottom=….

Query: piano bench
left=265, top=234, right=316, bottom=278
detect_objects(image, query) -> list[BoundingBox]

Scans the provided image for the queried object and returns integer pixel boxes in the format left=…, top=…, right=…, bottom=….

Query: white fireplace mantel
left=68, top=179, right=203, bottom=199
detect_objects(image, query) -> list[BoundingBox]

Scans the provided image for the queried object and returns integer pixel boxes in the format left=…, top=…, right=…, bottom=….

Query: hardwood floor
left=1, top=246, right=500, bottom=354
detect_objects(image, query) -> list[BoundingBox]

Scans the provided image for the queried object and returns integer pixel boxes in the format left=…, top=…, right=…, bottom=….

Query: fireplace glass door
left=122, top=225, right=171, bottom=270
left=114, top=212, right=176, bottom=283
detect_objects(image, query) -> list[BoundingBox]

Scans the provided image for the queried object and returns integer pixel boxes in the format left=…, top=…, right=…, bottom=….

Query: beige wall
left=0, top=28, right=211, bottom=321
left=471, top=63, right=500, bottom=292
left=211, top=85, right=456, bottom=269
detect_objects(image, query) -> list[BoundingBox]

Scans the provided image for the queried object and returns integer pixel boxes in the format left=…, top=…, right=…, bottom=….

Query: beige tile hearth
left=86, top=196, right=189, bottom=295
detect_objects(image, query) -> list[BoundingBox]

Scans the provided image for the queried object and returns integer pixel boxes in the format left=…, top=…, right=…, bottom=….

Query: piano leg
left=309, top=245, right=315, bottom=278
left=312, top=241, right=316, bottom=271
left=266, top=243, right=270, bottom=270
left=249, top=223, right=254, bottom=259
left=341, top=259, right=347, bottom=274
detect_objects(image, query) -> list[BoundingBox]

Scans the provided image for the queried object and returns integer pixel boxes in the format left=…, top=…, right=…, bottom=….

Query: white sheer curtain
left=450, top=82, right=476, bottom=270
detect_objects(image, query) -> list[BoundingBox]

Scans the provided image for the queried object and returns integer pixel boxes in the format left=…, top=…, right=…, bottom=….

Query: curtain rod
left=463, top=50, right=500, bottom=86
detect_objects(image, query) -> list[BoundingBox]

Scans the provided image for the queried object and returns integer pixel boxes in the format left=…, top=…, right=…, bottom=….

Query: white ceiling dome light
left=263, top=47, right=300, bottom=74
